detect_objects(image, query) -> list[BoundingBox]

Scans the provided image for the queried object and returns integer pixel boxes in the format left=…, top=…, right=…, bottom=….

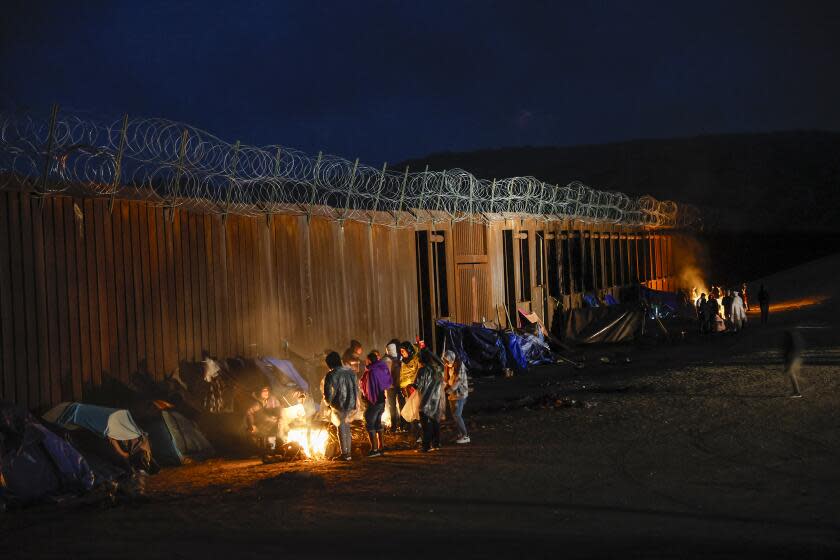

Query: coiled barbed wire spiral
left=0, top=110, right=700, bottom=228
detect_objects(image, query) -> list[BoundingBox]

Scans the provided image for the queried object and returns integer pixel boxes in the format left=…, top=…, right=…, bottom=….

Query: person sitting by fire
left=324, top=351, right=358, bottom=461
left=361, top=351, right=393, bottom=457
left=246, top=386, right=283, bottom=451
left=414, top=349, right=445, bottom=452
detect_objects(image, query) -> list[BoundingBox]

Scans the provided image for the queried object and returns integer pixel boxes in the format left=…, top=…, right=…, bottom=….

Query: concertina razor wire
left=0, top=109, right=700, bottom=228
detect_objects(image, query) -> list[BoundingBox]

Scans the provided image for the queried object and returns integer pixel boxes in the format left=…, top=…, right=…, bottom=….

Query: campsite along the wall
left=0, top=186, right=678, bottom=411
left=0, top=188, right=419, bottom=411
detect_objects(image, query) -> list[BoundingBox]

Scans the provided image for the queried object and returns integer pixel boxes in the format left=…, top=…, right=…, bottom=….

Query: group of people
left=323, top=339, right=471, bottom=461
left=692, top=283, right=771, bottom=333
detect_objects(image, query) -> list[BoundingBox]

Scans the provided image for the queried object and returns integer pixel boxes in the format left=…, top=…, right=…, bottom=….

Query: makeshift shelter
left=141, top=407, right=215, bottom=466
left=43, top=403, right=156, bottom=474
left=0, top=402, right=94, bottom=504
left=560, top=304, right=646, bottom=344
left=437, top=320, right=509, bottom=375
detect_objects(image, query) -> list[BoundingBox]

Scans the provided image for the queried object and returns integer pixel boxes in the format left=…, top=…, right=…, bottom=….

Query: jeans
left=760, top=303, right=769, bottom=324
left=420, top=412, right=441, bottom=450
left=449, top=398, right=468, bottom=438
left=364, top=400, right=386, bottom=431
left=385, top=388, right=398, bottom=429
left=331, top=408, right=353, bottom=457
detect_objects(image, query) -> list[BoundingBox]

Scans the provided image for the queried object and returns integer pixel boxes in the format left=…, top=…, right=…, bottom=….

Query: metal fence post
left=37, top=103, right=60, bottom=205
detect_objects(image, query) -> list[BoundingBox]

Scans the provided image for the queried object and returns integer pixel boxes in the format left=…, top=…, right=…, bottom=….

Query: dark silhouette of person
left=758, top=285, right=770, bottom=325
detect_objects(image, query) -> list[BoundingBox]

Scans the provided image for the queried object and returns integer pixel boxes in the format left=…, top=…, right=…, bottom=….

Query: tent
left=1, top=402, right=94, bottom=505
left=142, top=408, right=215, bottom=466
left=43, top=402, right=156, bottom=474
left=560, top=304, right=645, bottom=344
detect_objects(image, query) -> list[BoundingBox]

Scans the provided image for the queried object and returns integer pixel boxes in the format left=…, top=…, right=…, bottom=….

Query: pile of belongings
left=0, top=402, right=94, bottom=507
left=436, top=318, right=556, bottom=376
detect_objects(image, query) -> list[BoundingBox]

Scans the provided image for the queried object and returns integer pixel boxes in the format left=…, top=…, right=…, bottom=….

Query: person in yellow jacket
left=398, top=341, right=420, bottom=389
left=398, top=341, right=422, bottom=442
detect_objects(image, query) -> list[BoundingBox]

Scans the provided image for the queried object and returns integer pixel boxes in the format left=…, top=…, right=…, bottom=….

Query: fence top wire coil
left=0, top=110, right=700, bottom=228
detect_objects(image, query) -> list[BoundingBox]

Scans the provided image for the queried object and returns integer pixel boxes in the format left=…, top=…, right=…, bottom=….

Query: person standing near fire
left=323, top=351, right=358, bottom=461
left=442, top=350, right=470, bottom=444
left=783, top=329, right=804, bottom=398
left=399, top=341, right=422, bottom=441
left=382, top=340, right=404, bottom=433
left=361, top=352, right=393, bottom=457
left=414, top=349, right=444, bottom=452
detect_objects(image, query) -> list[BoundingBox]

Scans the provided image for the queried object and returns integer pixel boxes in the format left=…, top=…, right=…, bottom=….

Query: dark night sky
left=2, top=1, right=840, bottom=165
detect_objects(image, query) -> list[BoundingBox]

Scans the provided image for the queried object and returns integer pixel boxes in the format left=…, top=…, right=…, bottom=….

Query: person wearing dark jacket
left=323, top=351, right=358, bottom=461
left=758, top=285, right=770, bottom=325
left=361, top=352, right=393, bottom=456
left=414, top=349, right=444, bottom=452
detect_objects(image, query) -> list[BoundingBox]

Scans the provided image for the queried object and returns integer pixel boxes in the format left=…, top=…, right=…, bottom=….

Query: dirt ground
left=3, top=299, right=840, bottom=558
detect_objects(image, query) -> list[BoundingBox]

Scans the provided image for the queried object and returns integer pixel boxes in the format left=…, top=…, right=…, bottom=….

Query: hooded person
left=382, top=339, right=403, bottom=433
left=442, top=350, right=470, bottom=444
left=730, top=290, right=747, bottom=332
left=246, top=386, right=283, bottom=451
left=414, top=349, right=445, bottom=452
left=361, top=352, right=393, bottom=457
left=398, top=341, right=420, bottom=390
left=399, top=340, right=423, bottom=440
left=323, top=351, right=358, bottom=461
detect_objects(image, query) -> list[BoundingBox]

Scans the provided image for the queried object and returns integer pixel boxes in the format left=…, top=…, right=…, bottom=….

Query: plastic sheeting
left=438, top=320, right=553, bottom=374
left=258, top=357, right=309, bottom=393
left=437, top=320, right=508, bottom=375
left=562, top=304, right=645, bottom=344
left=1, top=403, right=94, bottom=504
left=44, top=402, right=144, bottom=441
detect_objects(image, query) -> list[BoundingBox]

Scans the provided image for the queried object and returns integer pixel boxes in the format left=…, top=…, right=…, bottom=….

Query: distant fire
left=747, top=296, right=829, bottom=313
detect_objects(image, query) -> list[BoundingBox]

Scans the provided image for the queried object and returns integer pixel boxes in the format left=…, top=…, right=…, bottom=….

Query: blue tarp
left=259, top=357, right=309, bottom=393
left=437, top=320, right=509, bottom=375
left=437, top=320, right=554, bottom=375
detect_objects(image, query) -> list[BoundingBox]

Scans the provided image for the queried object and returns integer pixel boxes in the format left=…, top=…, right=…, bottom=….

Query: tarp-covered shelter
left=437, top=320, right=509, bottom=375
left=43, top=403, right=156, bottom=475
left=561, top=304, right=645, bottom=344
left=143, top=409, right=215, bottom=466
left=0, top=402, right=94, bottom=504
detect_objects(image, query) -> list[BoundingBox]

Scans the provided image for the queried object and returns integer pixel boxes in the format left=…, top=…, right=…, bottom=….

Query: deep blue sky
left=2, top=1, right=840, bottom=164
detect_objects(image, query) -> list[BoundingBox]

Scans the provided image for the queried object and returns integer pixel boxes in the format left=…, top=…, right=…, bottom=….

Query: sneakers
left=367, top=449, right=382, bottom=458
left=416, top=447, right=429, bottom=453
left=455, top=436, right=471, bottom=444
left=429, top=445, right=440, bottom=452
left=416, top=436, right=423, bottom=443
left=790, top=393, right=803, bottom=399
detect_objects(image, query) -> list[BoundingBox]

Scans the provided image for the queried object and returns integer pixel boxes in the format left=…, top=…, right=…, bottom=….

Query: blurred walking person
left=414, top=349, right=444, bottom=452
left=443, top=350, right=470, bottom=444
left=323, top=351, right=358, bottom=461
left=783, top=330, right=803, bottom=398
left=730, top=290, right=747, bottom=332
left=758, top=285, right=770, bottom=324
